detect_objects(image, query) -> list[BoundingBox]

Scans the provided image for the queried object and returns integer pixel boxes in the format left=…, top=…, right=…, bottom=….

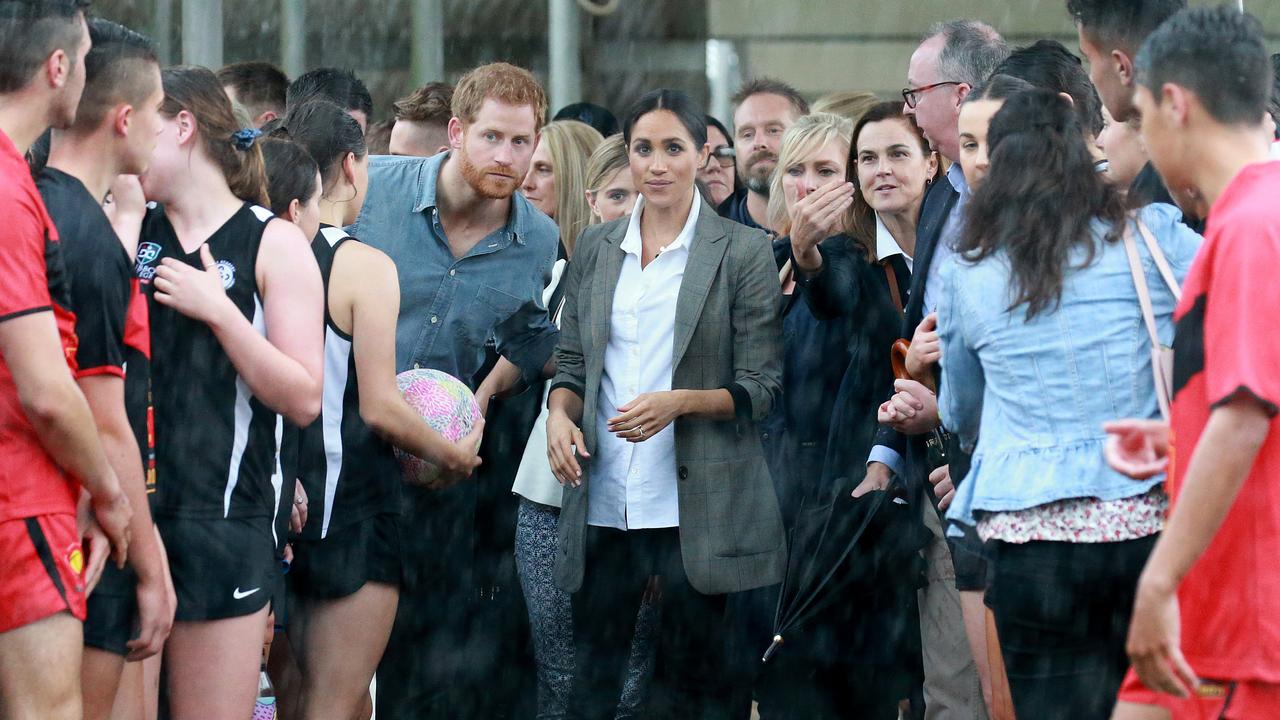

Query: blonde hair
left=811, top=91, right=880, bottom=126
left=583, top=133, right=629, bottom=224
left=452, top=62, right=548, bottom=131
left=766, top=113, right=854, bottom=234
left=538, top=120, right=604, bottom=252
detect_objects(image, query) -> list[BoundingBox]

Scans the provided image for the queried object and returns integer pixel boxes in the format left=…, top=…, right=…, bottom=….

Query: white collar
left=620, top=192, right=701, bottom=257
left=874, top=212, right=909, bottom=262
left=947, top=162, right=969, bottom=198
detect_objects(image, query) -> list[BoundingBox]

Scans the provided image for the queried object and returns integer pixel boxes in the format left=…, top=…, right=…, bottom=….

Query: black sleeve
left=795, top=240, right=863, bottom=321
left=68, top=244, right=131, bottom=377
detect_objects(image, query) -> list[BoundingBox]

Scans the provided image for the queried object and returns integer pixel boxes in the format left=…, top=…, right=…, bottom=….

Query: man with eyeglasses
left=869, top=18, right=1009, bottom=720
left=718, top=78, right=808, bottom=233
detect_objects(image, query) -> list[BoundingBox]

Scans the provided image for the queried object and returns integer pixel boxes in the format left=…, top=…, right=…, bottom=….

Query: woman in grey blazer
left=545, top=89, right=785, bottom=720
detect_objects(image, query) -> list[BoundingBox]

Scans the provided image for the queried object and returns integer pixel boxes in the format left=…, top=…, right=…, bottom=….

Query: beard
left=742, top=149, right=776, bottom=196
left=458, top=144, right=520, bottom=200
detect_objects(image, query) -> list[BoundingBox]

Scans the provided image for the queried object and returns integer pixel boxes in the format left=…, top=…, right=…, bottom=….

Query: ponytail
left=277, top=99, right=366, bottom=198
left=160, top=65, right=271, bottom=208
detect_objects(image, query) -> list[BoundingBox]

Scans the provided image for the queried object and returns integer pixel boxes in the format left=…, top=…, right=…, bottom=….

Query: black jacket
left=871, top=175, right=960, bottom=500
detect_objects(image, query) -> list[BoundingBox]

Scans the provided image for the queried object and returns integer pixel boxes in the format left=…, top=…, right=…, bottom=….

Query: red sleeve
left=0, top=189, right=54, bottom=322
left=1204, top=217, right=1280, bottom=416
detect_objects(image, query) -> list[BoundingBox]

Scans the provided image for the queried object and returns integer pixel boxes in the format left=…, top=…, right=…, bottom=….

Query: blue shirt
left=922, top=163, right=969, bottom=317
left=938, top=204, right=1202, bottom=527
left=348, top=152, right=560, bottom=386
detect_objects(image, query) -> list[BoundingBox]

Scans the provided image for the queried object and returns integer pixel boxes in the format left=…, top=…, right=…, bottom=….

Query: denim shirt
left=939, top=204, right=1203, bottom=528
left=348, top=152, right=559, bottom=386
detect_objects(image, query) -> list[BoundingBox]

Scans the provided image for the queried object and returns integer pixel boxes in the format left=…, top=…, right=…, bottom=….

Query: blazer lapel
left=902, top=177, right=959, bottom=334
left=591, top=221, right=628, bottom=351
left=672, top=202, right=729, bottom=371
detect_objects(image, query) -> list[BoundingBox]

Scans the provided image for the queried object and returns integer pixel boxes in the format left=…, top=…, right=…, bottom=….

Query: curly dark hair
left=958, top=88, right=1126, bottom=319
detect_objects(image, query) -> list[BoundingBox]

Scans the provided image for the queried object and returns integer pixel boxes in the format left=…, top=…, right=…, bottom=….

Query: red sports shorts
left=0, top=513, right=87, bottom=634
left=1119, top=668, right=1280, bottom=719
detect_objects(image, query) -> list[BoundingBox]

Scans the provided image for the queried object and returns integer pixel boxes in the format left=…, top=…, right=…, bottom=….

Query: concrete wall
left=89, top=0, right=1280, bottom=118
left=709, top=0, right=1280, bottom=100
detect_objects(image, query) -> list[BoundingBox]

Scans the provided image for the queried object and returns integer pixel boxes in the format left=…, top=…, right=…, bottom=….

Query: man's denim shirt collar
left=412, top=150, right=530, bottom=247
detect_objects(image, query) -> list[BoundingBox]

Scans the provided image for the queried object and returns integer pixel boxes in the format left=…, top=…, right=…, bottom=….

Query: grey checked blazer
left=550, top=199, right=786, bottom=596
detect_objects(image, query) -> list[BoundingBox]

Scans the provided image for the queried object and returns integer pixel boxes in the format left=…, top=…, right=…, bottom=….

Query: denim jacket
left=348, top=152, right=559, bottom=386
left=939, top=203, right=1202, bottom=528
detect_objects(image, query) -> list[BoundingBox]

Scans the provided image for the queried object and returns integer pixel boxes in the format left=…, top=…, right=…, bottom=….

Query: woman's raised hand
left=790, top=181, right=855, bottom=273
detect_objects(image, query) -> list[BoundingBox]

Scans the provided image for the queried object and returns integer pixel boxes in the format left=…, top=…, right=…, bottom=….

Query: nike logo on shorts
left=233, top=587, right=261, bottom=600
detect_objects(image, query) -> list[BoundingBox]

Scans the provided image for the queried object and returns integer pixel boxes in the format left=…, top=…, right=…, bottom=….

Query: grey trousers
left=514, top=498, right=660, bottom=720
left=918, top=501, right=988, bottom=720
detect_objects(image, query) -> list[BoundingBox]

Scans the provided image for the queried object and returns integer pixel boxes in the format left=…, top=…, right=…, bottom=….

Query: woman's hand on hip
left=547, top=411, right=589, bottom=487
left=608, top=391, right=686, bottom=443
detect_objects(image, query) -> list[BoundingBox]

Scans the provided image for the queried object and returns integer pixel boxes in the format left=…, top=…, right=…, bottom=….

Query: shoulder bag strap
left=881, top=260, right=904, bottom=315
left=1123, top=219, right=1173, bottom=420
left=1135, top=219, right=1182, bottom=301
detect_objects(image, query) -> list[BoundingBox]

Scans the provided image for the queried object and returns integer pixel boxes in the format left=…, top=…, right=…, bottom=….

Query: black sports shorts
left=288, top=513, right=402, bottom=601
left=83, top=564, right=137, bottom=656
left=153, top=514, right=278, bottom=622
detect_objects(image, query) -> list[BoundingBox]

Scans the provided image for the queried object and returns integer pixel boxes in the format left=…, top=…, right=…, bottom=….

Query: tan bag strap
left=881, top=260, right=904, bottom=315
left=1122, top=222, right=1163, bottom=354
left=1123, top=219, right=1172, bottom=420
left=1135, top=219, right=1182, bottom=301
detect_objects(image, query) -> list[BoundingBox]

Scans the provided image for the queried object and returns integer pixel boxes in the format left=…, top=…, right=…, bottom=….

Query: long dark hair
left=959, top=88, right=1127, bottom=319
left=160, top=65, right=270, bottom=207
left=845, top=101, right=937, bottom=258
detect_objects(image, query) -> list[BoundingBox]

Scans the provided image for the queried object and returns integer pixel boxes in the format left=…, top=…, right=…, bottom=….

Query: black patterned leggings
left=514, top=498, right=661, bottom=719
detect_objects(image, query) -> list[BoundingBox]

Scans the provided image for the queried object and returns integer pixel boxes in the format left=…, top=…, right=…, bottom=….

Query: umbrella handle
left=761, top=634, right=784, bottom=663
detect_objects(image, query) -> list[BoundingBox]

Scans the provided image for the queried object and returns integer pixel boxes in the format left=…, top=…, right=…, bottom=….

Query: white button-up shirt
left=875, top=212, right=913, bottom=271
left=588, top=194, right=700, bottom=530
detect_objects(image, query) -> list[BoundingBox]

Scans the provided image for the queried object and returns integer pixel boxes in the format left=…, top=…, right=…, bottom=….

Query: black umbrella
left=763, top=478, right=928, bottom=663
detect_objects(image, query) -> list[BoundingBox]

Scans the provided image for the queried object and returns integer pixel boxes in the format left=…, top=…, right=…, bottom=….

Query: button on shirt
left=589, top=194, right=700, bottom=530
left=347, top=152, right=559, bottom=386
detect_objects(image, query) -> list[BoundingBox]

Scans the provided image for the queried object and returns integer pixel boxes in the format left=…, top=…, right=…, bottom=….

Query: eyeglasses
left=901, top=81, right=961, bottom=109
left=704, top=146, right=735, bottom=169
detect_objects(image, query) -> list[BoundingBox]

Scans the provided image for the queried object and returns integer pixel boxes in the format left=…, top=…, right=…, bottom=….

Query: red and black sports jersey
left=36, top=168, right=132, bottom=379
left=136, top=202, right=284, bottom=523
left=0, top=130, right=80, bottom=523
left=37, top=168, right=155, bottom=500
left=287, top=225, right=399, bottom=541
left=122, top=283, right=154, bottom=494
left=1169, top=161, right=1280, bottom=683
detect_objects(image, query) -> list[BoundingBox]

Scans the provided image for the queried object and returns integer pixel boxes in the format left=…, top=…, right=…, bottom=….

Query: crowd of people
left=2, top=1, right=1280, bottom=719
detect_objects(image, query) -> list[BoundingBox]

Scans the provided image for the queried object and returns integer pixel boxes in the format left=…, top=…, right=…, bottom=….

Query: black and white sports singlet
left=136, top=202, right=283, bottom=522
left=290, top=225, right=400, bottom=540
